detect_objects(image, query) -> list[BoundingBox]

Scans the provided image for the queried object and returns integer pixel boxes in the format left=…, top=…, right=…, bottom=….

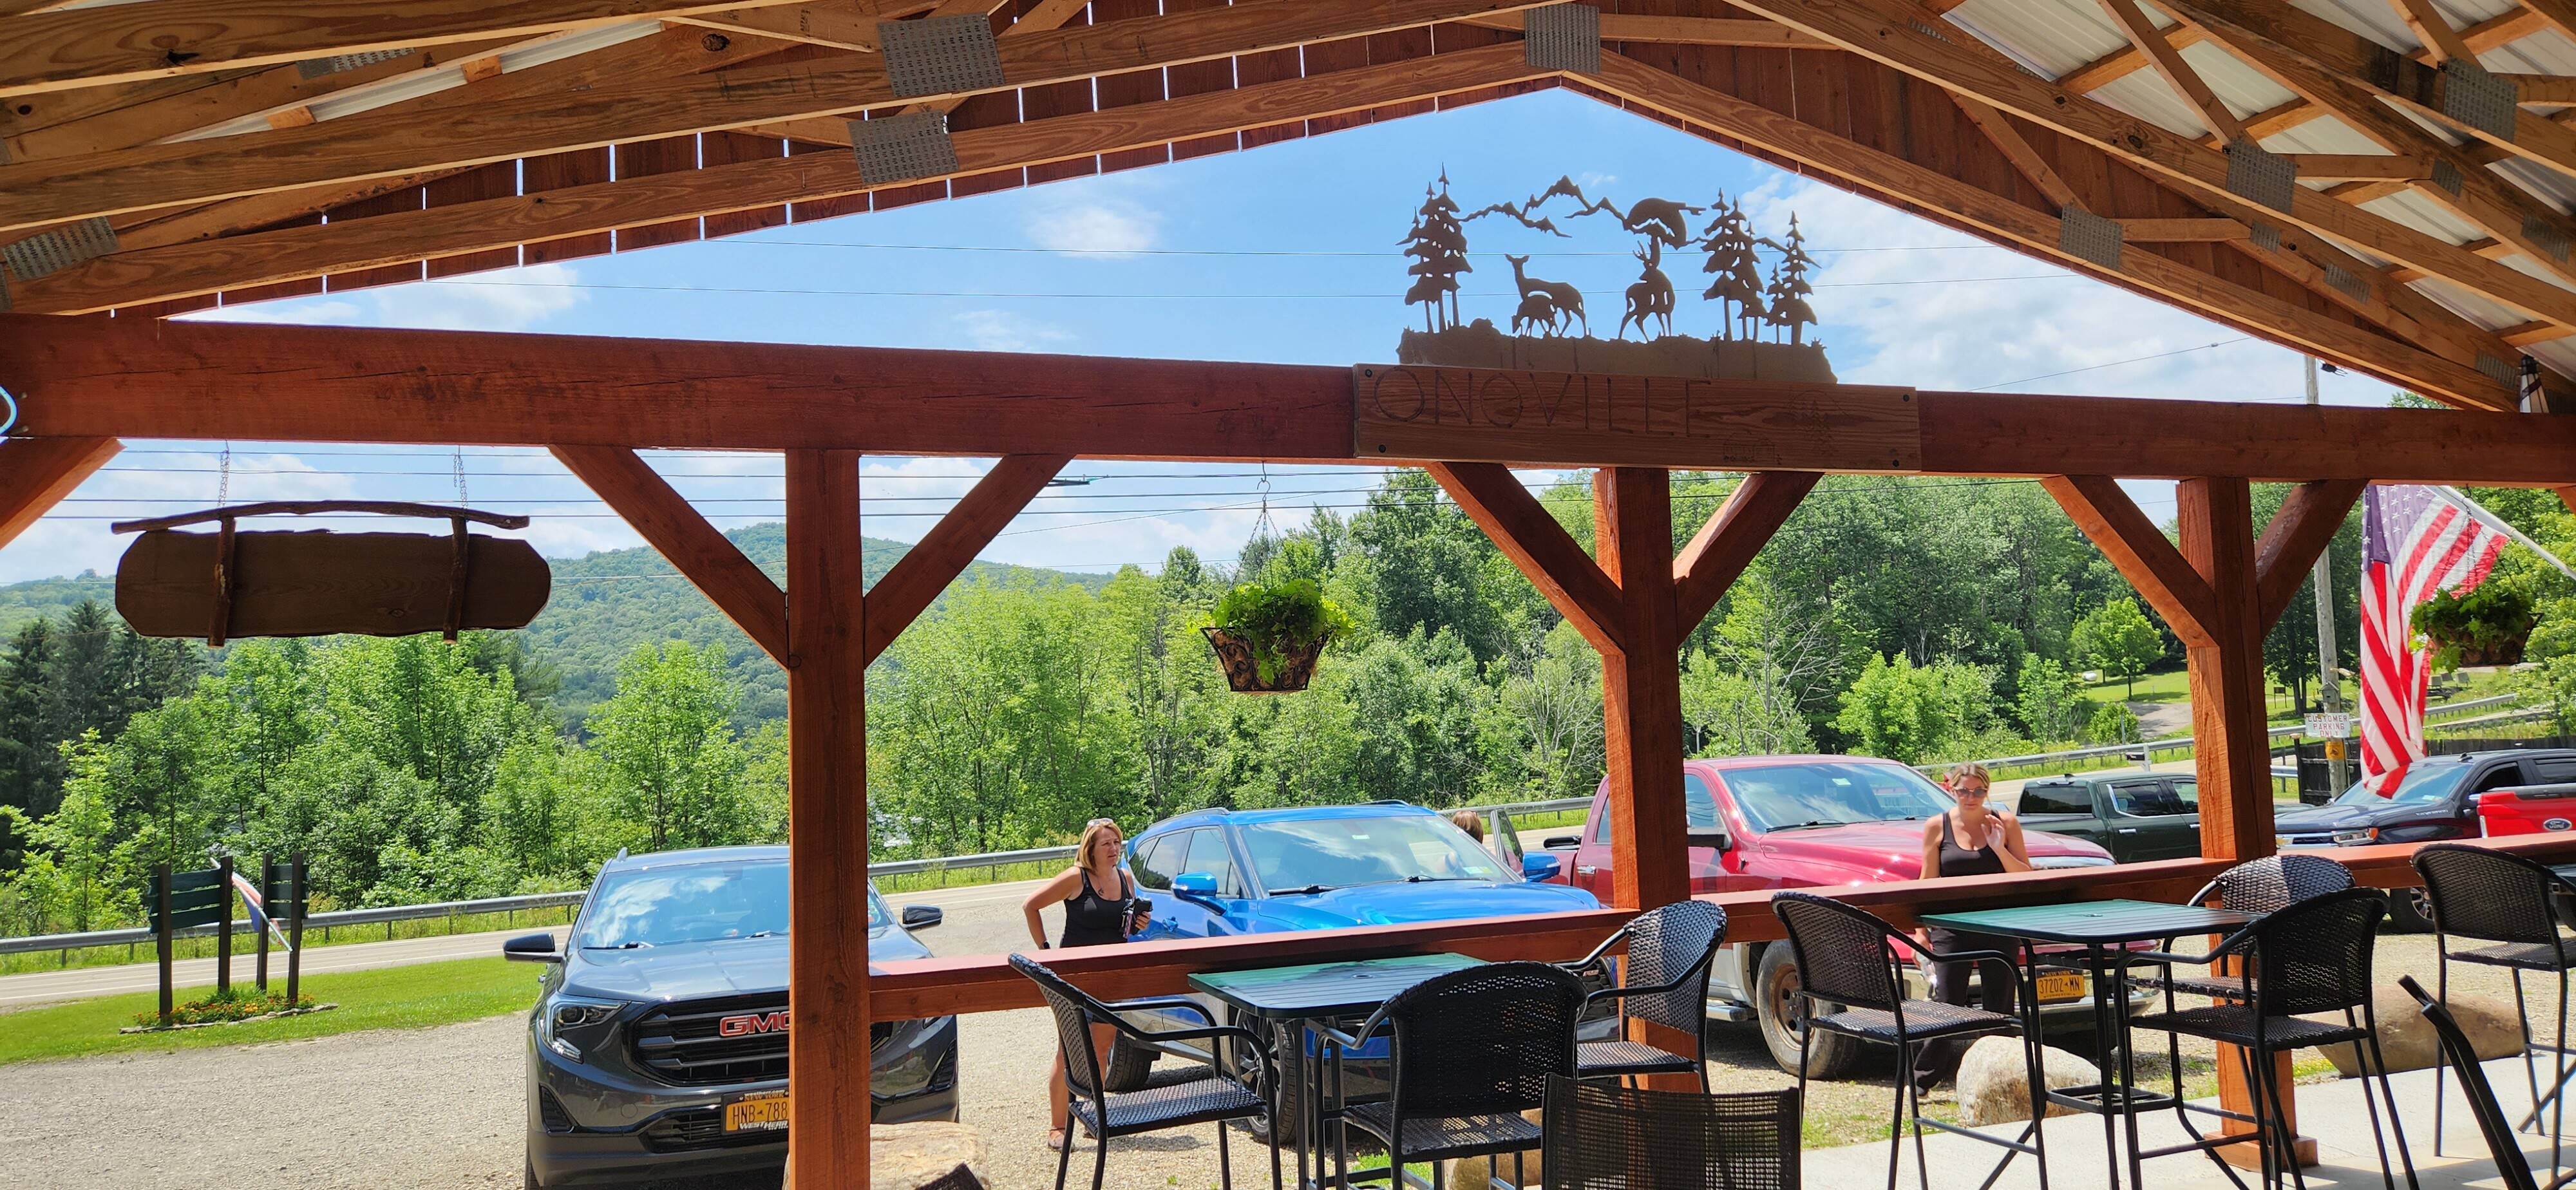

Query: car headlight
left=540, top=996, right=625, bottom=1062
left=2333, top=829, right=2377, bottom=846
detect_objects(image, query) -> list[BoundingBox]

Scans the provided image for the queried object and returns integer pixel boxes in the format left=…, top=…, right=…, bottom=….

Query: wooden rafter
left=2040, top=474, right=2218, bottom=647
left=1459, top=10, right=1833, bottom=47
left=2059, top=24, right=2210, bottom=95
left=2251, top=478, right=2366, bottom=629
left=2283, top=154, right=2422, bottom=181
left=0, top=435, right=118, bottom=551
left=0, top=0, right=1540, bottom=232
left=2387, top=0, right=2478, bottom=64
left=3, top=44, right=1557, bottom=313
left=2093, top=0, right=2249, bottom=143
left=861, top=453, right=1068, bottom=665
left=1953, top=95, right=2080, bottom=209
left=1720, top=0, right=2576, bottom=332
left=667, top=0, right=944, bottom=53
left=5, top=42, right=502, bottom=162
left=549, top=443, right=790, bottom=663
left=1423, top=462, right=1627, bottom=654
left=0, top=0, right=837, bottom=96
left=1673, top=471, right=1819, bottom=630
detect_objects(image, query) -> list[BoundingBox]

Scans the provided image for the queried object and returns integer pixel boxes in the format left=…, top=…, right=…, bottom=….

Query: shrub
left=2412, top=581, right=2536, bottom=668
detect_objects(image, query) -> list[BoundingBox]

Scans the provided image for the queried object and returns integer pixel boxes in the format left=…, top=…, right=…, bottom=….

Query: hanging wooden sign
left=113, top=502, right=550, bottom=645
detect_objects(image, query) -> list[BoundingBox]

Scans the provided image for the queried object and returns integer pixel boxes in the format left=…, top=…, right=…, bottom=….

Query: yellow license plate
left=724, top=1092, right=790, bottom=1133
left=2035, top=971, right=2087, bottom=1003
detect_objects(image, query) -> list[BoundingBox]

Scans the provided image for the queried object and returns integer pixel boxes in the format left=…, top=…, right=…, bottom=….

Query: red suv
left=1541, top=755, right=2123, bottom=1075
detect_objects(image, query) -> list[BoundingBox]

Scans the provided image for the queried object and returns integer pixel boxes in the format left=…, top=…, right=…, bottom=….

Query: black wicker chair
left=2401, top=975, right=2543, bottom=1190
left=1771, top=891, right=2045, bottom=1190
left=2127, top=887, right=2416, bottom=1190
left=1009, top=953, right=1282, bottom=1190
left=1540, top=1075, right=1799, bottom=1190
left=2413, top=844, right=2576, bottom=1169
left=1317, top=961, right=1586, bottom=1190
left=2136, top=853, right=2355, bottom=1001
left=1561, top=901, right=1727, bottom=1090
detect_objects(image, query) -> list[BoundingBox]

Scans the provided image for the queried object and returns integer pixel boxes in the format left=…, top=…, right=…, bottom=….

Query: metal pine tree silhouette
left=1399, top=173, right=1472, bottom=330
left=1765, top=214, right=1818, bottom=345
left=1698, top=196, right=1768, bottom=341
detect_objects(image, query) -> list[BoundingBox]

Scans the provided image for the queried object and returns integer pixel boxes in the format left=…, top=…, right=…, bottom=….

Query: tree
left=588, top=640, right=757, bottom=855
left=2014, top=654, right=2083, bottom=744
left=2074, top=598, right=2163, bottom=698
left=1835, top=654, right=1950, bottom=765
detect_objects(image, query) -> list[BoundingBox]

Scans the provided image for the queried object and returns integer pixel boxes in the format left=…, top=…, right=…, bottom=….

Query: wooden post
left=256, top=857, right=272, bottom=994
left=153, top=862, right=173, bottom=1027
left=785, top=449, right=871, bottom=1190
left=287, top=853, right=305, bottom=1005
left=215, top=854, right=233, bottom=998
left=1595, top=468, right=1691, bottom=914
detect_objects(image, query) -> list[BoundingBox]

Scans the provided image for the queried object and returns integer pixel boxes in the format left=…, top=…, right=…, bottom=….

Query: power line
left=371, top=275, right=2072, bottom=301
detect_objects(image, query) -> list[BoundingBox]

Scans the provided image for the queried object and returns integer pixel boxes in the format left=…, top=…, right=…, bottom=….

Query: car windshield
left=1239, top=814, right=1505, bottom=893
left=1722, top=761, right=1958, bottom=832
left=577, top=861, right=792, bottom=949
left=2333, top=765, right=2471, bottom=807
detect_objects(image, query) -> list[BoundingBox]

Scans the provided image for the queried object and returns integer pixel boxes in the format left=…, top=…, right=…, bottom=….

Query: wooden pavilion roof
left=5, top=0, right=2576, bottom=415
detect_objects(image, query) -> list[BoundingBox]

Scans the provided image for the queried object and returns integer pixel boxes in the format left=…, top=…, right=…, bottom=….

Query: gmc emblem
left=718, top=1011, right=791, bottom=1038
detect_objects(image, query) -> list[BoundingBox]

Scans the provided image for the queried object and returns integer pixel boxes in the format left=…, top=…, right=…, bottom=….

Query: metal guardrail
left=0, top=798, right=1596, bottom=956
left=1916, top=694, right=2533, bottom=777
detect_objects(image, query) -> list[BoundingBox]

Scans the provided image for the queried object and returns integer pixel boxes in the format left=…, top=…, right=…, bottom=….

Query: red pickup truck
left=1540, top=754, right=2127, bottom=1076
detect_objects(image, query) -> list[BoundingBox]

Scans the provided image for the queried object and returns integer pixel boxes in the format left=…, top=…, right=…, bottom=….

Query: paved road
left=0, top=926, right=569, bottom=1010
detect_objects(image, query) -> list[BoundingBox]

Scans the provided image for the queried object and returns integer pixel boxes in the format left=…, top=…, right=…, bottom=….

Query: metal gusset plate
left=2, top=216, right=118, bottom=281
left=879, top=14, right=1006, bottom=99
left=298, top=49, right=410, bottom=80
left=2226, top=141, right=2295, bottom=213
left=2322, top=263, right=2370, bottom=303
left=849, top=111, right=958, bottom=184
left=2441, top=59, right=2518, bottom=143
left=2429, top=158, right=2465, bottom=196
left=2479, top=353, right=2517, bottom=388
left=2248, top=220, right=2282, bottom=253
left=2058, top=207, right=2123, bottom=270
left=2524, top=214, right=2572, bottom=263
left=1525, top=3, right=1602, bottom=73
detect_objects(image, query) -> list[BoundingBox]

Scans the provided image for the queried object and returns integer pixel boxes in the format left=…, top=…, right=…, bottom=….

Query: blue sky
left=3, top=88, right=2405, bottom=584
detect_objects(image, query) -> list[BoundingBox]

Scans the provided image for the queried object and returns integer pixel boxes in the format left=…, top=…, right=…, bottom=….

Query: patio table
left=1921, top=900, right=2253, bottom=1190
left=1191, top=952, right=1488, bottom=1190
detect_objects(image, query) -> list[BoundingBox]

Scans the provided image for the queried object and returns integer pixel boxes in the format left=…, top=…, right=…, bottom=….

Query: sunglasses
left=1086, top=818, right=1118, bottom=829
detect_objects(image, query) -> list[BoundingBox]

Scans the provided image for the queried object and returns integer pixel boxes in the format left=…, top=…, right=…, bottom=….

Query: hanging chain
left=452, top=446, right=468, bottom=505
left=1248, top=462, right=1279, bottom=543
left=216, top=443, right=231, bottom=507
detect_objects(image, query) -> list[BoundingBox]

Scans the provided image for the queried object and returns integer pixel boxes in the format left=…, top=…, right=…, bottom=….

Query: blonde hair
left=1075, top=819, right=1124, bottom=869
left=1946, top=761, right=1991, bottom=788
left=1448, top=809, right=1486, bottom=842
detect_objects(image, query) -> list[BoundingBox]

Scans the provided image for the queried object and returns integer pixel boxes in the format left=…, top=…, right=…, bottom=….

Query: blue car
left=1108, top=802, right=1604, bottom=1138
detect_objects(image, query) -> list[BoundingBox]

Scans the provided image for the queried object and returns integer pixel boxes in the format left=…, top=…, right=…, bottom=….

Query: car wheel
left=2384, top=887, right=2436, bottom=933
left=1755, top=942, right=1862, bottom=1079
left=1235, top=1018, right=1303, bottom=1148
left=1101, top=1033, right=1159, bottom=1092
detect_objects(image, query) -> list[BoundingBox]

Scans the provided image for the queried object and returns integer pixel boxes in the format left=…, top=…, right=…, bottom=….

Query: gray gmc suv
left=506, top=846, right=958, bottom=1187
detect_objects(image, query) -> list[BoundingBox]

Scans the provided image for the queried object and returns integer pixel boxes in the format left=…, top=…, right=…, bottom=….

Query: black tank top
left=1060, top=869, right=1133, bottom=949
left=1937, top=813, right=2007, bottom=878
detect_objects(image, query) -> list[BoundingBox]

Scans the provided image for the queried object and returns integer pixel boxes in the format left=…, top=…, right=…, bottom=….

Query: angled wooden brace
left=0, top=435, right=118, bottom=551
left=1425, top=461, right=1629, bottom=656
left=863, top=453, right=1069, bottom=665
left=2251, top=478, right=2366, bottom=630
left=1673, top=471, right=1820, bottom=631
left=2040, top=473, right=2219, bottom=648
left=551, top=443, right=790, bottom=665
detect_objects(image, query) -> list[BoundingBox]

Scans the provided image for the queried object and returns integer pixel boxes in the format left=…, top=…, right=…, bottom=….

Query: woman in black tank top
left=1911, top=762, right=2034, bottom=1091
left=1021, top=818, right=1147, bottom=1151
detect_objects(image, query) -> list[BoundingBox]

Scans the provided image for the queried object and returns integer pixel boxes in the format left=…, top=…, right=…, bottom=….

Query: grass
left=0, top=902, right=580, bottom=976
left=0, top=955, right=540, bottom=1065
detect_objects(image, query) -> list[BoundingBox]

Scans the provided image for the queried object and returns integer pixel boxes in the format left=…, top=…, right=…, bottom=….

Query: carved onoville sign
left=1352, top=364, right=1924, bottom=471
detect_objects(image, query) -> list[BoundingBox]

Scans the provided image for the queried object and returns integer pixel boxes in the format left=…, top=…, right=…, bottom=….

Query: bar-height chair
left=1772, top=891, right=2047, bottom=1190
left=1009, top=954, right=1282, bottom=1190
left=2413, top=844, right=2576, bottom=1169
left=1540, top=1075, right=1800, bottom=1190
left=2142, top=853, right=2355, bottom=1001
left=1318, top=961, right=1586, bottom=1190
left=2400, top=975, right=2544, bottom=1190
left=1561, top=900, right=1727, bottom=1090
left=2127, top=887, right=2417, bottom=1190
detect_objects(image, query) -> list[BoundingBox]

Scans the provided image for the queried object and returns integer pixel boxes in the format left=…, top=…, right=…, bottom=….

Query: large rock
left=1439, top=1109, right=1543, bottom=1190
left=1957, top=1036, right=2096, bottom=1127
left=867, top=1122, right=988, bottom=1190
left=2314, top=988, right=2524, bottom=1077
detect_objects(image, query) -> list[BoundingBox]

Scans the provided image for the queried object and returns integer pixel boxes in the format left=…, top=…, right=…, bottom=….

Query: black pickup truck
left=2011, top=771, right=2202, bottom=864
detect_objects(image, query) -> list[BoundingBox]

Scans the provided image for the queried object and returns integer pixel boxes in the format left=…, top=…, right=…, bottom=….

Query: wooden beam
left=5, top=44, right=1556, bottom=313
left=2499, top=73, right=2576, bottom=105
left=3, top=42, right=506, bottom=162
left=1460, top=10, right=1835, bottom=47
left=1673, top=471, right=1818, bottom=630
left=2251, top=477, right=2365, bottom=630
left=1595, top=468, right=1689, bottom=914
left=1425, top=462, right=1627, bottom=654
left=2504, top=321, right=2576, bottom=347
left=2060, top=25, right=2210, bottom=93
left=0, top=0, right=1544, bottom=233
left=2179, top=476, right=2271, bottom=861
left=2040, top=474, right=2218, bottom=647
left=22, top=317, right=2576, bottom=484
left=549, top=444, right=789, bottom=663
left=1583, top=53, right=2528, bottom=410
left=0, top=434, right=117, bottom=551
left=0, top=0, right=834, bottom=96
left=2282, top=153, right=2422, bottom=181
left=1720, top=0, right=2576, bottom=332
left=2389, top=0, right=2478, bottom=64
left=2094, top=0, right=2249, bottom=142
left=668, top=0, right=936, bottom=52
left=1953, top=95, right=2080, bottom=209
left=2120, top=217, right=2249, bottom=241
left=861, top=453, right=1067, bottom=665
left=2464, top=6, right=2559, bottom=52
left=783, top=447, right=870, bottom=1190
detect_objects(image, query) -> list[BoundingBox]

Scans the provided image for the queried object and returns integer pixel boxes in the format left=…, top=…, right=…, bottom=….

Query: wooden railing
left=866, top=833, right=2576, bottom=1022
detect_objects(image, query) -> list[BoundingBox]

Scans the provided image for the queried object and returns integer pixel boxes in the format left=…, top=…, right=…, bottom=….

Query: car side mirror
left=1171, top=872, right=1219, bottom=899
left=1521, top=853, right=1563, bottom=882
left=901, top=905, right=943, bottom=930
left=1687, top=826, right=1732, bottom=853
left=1542, top=835, right=1582, bottom=850
left=2468, top=793, right=2483, bottom=810
left=503, top=932, right=561, bottom=963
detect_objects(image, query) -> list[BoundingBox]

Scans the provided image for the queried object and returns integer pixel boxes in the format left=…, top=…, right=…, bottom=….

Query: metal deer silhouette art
left=1619, top=240, right=1676, bottom=339
left=1504, top=253, right=1587, bottom=337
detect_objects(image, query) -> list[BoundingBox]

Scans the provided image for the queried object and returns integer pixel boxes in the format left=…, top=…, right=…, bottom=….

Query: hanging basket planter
left=1202, top=627, right=1328, bottom=694
left=1200, top=578, right=1354, bottom=695
left=2411, top=582, right=2536, bottom=672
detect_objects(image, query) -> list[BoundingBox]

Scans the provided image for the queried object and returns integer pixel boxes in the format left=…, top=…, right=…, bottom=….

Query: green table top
left=1919, top=899, right=2250, bottom=945
left=1188, top=952, right=1485, bottom=1021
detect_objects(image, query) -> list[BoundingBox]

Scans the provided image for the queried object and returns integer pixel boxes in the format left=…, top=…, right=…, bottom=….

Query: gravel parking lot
left=0, top=874, right=2544, bottom=1189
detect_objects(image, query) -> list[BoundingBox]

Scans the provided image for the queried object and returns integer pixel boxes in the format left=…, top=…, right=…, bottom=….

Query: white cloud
left=182, top=299, right=364, bottom=325
left=179, top=263, right=587, bottom=332
left=952, top=309, right=1075, bottom=352
left=1026, top=200, right=1160, bottom=256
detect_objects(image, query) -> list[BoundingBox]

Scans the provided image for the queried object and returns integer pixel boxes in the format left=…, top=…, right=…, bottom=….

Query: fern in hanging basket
left=1202, top=579, right=1355, bottom=694
left=2410, top=581, right=2537, bottom=669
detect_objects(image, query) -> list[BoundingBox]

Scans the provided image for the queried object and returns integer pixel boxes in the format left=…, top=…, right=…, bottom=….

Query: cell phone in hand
left=1126, top=902, right=1151, bottom=934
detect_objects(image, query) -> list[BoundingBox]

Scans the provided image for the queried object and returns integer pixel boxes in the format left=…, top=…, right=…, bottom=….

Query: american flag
left=2359, top=485, right=2507, bottom=781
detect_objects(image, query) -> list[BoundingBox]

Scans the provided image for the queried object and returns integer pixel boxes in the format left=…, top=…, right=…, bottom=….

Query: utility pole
left=2306, top=357, right=2349, bottom=794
